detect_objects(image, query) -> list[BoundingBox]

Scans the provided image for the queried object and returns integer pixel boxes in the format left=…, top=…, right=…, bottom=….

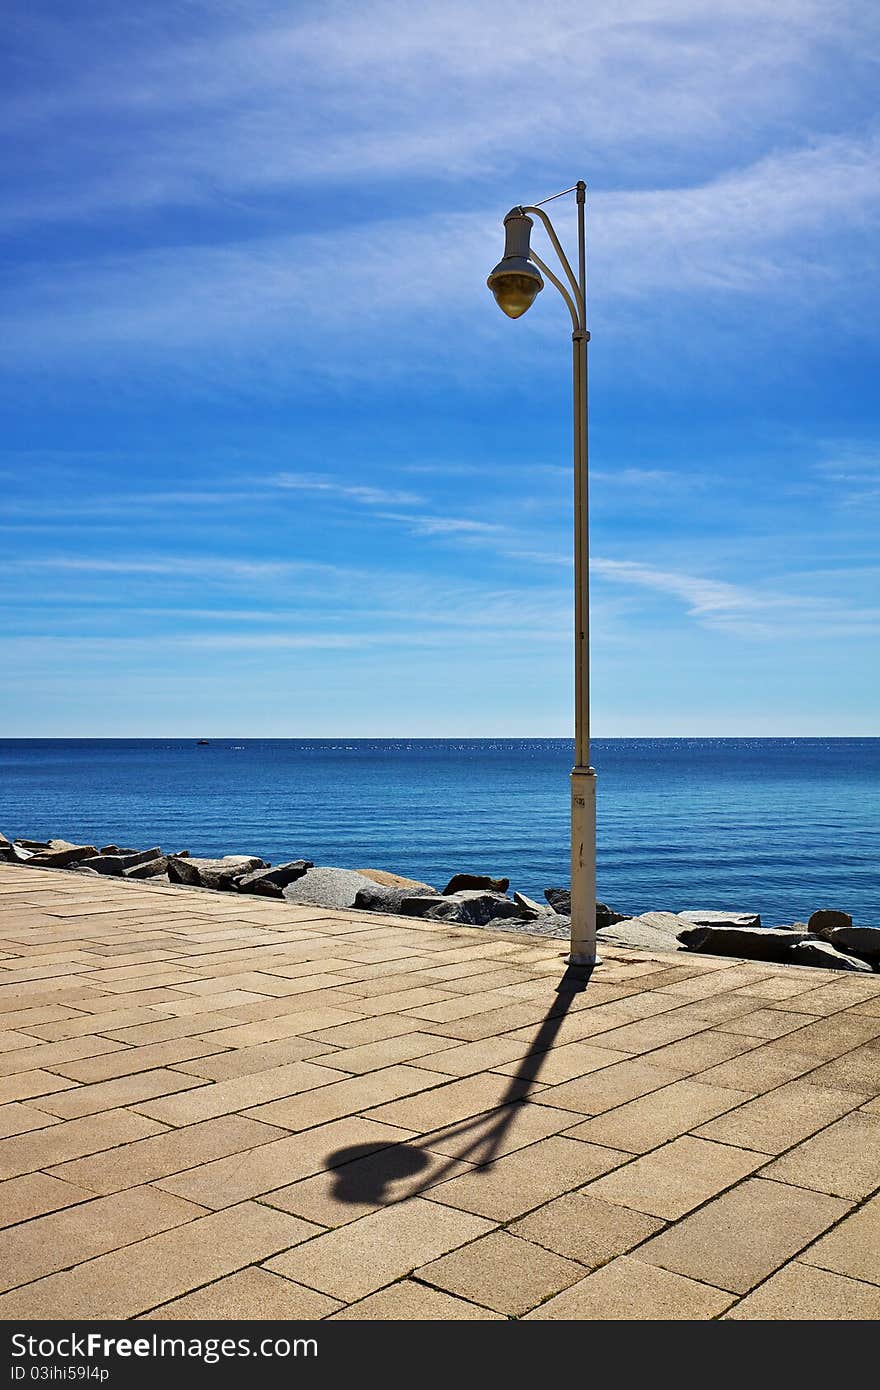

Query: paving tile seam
left=131, top=1263, right=341, bottom=1321
left=694, top=1085, right=875, bottom=1162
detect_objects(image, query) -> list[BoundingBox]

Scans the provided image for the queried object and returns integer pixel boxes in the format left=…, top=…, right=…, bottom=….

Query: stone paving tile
left=175, top=1008, right=365, bottom=1050
left=46, top=1115, right=288, bottom=1194
left=141, top=1268, right=341, bottom=1320
left=51, top=1039, right=228, bottom=1084
left=798, top=1044, right=880, bottom=1097
left=626, top=1029, right=761, bottom=1077
left=301, top=1013, right=437, bottom=1049
left=245, top=1065, right=449, bottom=1132
left=569, top=1078, right=750, bottom=1154
left=490, top=1041, right=632, bottom=1085
left=800, top=1195, right=880, bottom=1285
left=0, top=1171, right=95, bottom=1228
left=174, top=1038, right=336, bottom=1080
left=363, top=1070, right=538, bottom=1134
left=411, top=1002, right=557, bottom=1043
left=416, top=1036, right=535, bottom=1077
left=693, top=1080, right=867, bottom=1154
left=534, top=1058, right=683, bottom=1117
left=264, top=1196, right=493, bottom=1302
left=34, top=1068, right=206, bottom=1120
left=760, top=1110, right=880, bottom=1199
left=0, top=1036, right=127, bottom=1077
left=0, top=1201, right=319, bottom=1320
left=770, top=1012, right=880, bottom=1058
left=0, top=1185, right=206, bottom=1293
left=694, top=1045, right=823, bottom=1095
left=770, top=978, right=880, bottom=1017
left=311, top=1032, right=453, bottom=1074
left=724, top=1262, right=880, bottom=1319
left=510, top=1191, right=664, bottom=1267
left=429, top=1135, right=628, bottom=1221
left=0, top=1110, right=167, bottom=1180
left=154, top=1115, right=414, bottom=1208
left=416, top=1230, right=584, bottom=1316
left=636, top=1177, right=849, bottom=1293
left=584, top=1135, right=767, bottom=1220
left=328, top=1280, right=503, bottom=1319
left=133, top=1059, right=349, bottom=1126
left=715, top=1008, right=816, bottom=1040
left=263, top=1144, right=474, bottom=1226
left=0, top=1031, right=41, bottom=1054
left=525, top=1255, right=735, bottom=1319
left=419, top=1100, right=586, bottom=1161
left=0, top=1103, right=61, bottom=1138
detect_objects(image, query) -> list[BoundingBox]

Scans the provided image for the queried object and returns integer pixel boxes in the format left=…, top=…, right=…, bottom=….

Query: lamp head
left=487, top=208, right=543, bottom=318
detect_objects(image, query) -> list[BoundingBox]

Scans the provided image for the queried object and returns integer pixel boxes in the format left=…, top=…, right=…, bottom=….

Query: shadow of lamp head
left=327, top=1143, right=431, bottom=1205
left=486, top=209, right=544, bottom=319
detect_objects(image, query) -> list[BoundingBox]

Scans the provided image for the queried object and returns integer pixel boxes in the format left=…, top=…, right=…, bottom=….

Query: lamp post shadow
left=324, top=962, right=597, bottom=1209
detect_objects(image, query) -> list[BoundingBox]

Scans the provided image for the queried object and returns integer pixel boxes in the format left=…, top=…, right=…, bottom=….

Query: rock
left=678, top=924, right=809, bottom=963
left=356, top=868, right=436, bottom=892
left=14, top=839, right=50, bottom=850
left=603, top=911, right=696, bottom=954
left=98, top=845, right=121, bottom=854
left=83, top=848, right=164, bottom=876
left=167, top=855, right=265, bottom=890
left=422, top=891, right=523, bottom=927
left=788, top=939, right=874, bottom=972
left=395, top=894, right=449, bottom=918
left=544, top=887, right=571, bottom=913
left=513, top=892, right=547, bottom=918
left=678, top=910, right=762, bottom=929
left=283, top=866, right=379, bottom=910
left=47, top=839, right=78, bottom=850
left=597, top=902, right=627, bottom=929
left=443, top=873, right=510, bottom=896
left=27, top=845, right=99, bottom=868
left=123, top=857, right=170, bottom=879
left=353, top=885, right=441, bottom=915
left=807, top=908, right=853, bottom=938
left=828, top=926, right=880, bottom=962
left=1, top=831, right=15, bottom=860
left=235, top=861, right=313, bottom=895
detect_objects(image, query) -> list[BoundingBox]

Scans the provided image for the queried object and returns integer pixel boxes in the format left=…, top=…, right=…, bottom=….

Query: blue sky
left=2, top=0, right=878, bottom=736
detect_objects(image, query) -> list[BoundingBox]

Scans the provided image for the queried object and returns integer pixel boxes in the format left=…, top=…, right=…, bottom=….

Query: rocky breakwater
left=2, top=828, right=877, bottom=974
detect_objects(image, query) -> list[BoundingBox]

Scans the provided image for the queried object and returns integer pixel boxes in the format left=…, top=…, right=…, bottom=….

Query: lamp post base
left=570, top=764, right=599, bottom=965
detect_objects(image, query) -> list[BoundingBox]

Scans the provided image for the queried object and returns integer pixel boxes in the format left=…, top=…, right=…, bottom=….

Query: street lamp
left=487, top=180, right=598, bottom=967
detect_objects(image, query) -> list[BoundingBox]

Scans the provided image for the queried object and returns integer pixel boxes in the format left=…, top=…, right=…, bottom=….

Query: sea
left=0, top=738, right=877, bottom=927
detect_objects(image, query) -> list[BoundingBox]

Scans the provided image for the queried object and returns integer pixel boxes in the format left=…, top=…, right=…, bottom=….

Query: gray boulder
left=27, top=845, right=99, bottom=868
left=443, top=873, right=510, bottom=896
left=544, top=887, right=570, bottom=913
left=14, top=839, right=50, bottom=850
left=356, top=868, right=436, bottom=892
left=123, top=857, right=170, bottom=879
left=283, top=866, right=379, bottom=910
left=513, top=892, right=547, bottom=918
left=828, top=926, right=880, bottom=962
left=788, top=939, right=874, bottom=972
left=167, top=855, right=265, bottom=890
left=422, top=891, right=523, bottom=927
left=353, top=885, right=441, bottom=916
left=678, top=924, right=809, bottom=963
left=808, top=908, right=853, bottom=938
left=236, top=860, right=313, bottom=896
left=83, top=848, right=164, bottom=876
left=678, top=910, right=762, bottom=929
left=603, top=911, right=695, bottom=954
left=0, top=831, right=12, bottom=861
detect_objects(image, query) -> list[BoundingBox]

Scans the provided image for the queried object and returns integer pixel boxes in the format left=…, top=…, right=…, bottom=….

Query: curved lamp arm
left=520, top=204, right=585, bottom=329
left=527, top=248, right=580, bottom=333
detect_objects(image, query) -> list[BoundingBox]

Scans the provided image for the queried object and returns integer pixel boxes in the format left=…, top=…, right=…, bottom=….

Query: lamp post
left=487, top=180, right=598, bottom=967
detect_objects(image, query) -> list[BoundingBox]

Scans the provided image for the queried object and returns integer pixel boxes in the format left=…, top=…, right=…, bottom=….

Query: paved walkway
left=1, top=863, right=879, bottom=1321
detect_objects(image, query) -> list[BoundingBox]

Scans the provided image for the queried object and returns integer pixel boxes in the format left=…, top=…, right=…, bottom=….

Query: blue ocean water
left=0, top=738, right=877, bottom=927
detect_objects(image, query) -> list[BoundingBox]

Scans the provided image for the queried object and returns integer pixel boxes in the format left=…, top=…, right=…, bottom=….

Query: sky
left=1, top=0, right=879, bottom=736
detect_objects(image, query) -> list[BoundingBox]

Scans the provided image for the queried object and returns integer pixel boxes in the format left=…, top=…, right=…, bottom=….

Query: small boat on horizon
left=196, top=739, right=211, bottom=746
